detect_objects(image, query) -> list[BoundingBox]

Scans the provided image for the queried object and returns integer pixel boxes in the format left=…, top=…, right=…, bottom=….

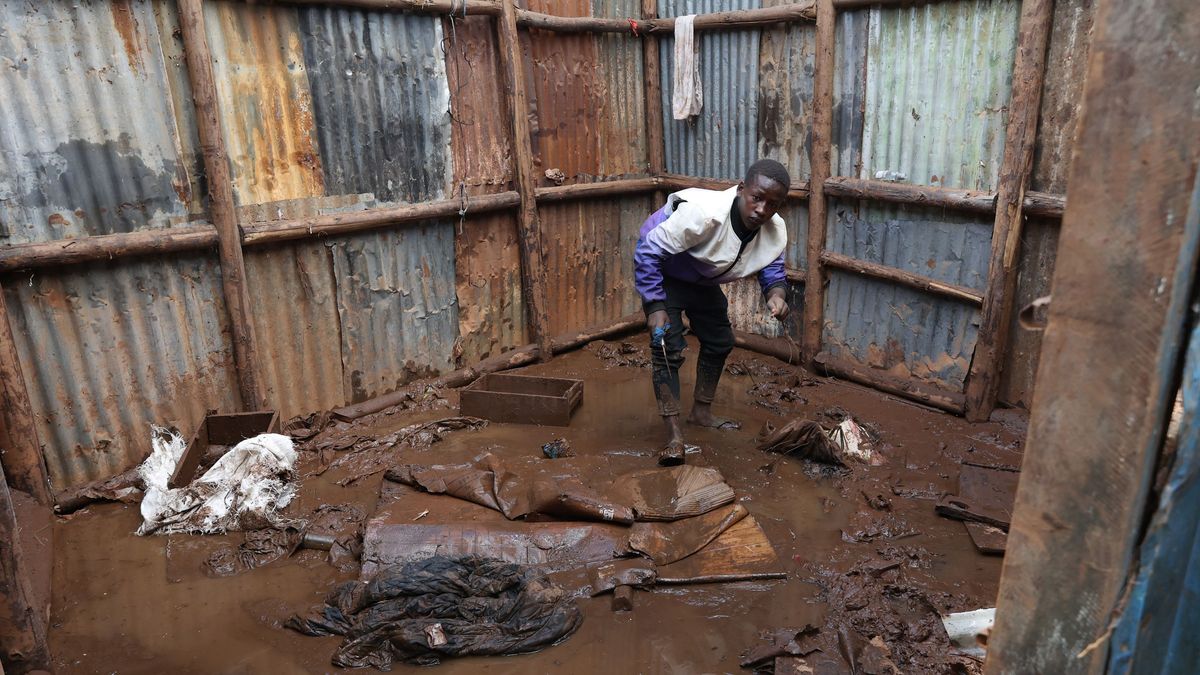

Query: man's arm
left=758, top=254, right=789, bottom=319
left=635, top=201, right=709, bottom=315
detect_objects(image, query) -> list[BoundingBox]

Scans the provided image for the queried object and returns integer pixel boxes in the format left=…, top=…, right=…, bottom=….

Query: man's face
left=737, top=174, right=788, bottom=229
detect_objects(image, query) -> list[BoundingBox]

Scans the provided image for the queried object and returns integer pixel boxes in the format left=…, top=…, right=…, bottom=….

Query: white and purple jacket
left=635, top=186, right=788, bottom=313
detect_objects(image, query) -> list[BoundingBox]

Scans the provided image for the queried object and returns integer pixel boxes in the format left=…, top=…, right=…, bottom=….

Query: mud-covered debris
left=286, top=555, right=582, bottom=668
left=283, top=410, right=334, bottom=441
left=542, top=438, right=575, bottom=459
left=588, top=340, right=650, bottom=368
left=328, top=417, right=489, bottom=486
left=205, top=525, right=303, bottom=577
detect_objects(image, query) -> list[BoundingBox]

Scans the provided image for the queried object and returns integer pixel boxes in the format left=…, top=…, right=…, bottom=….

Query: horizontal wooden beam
left=657, top=173, right=811, bottom=200
left=241, top=191, right=519, bottom=246
left=0, top=177, right=664, bottom=272
left=813, top=351, right=966, bottom=414
left=734, top=330, right=803, bottom=364
left=832, top=0, right=972, bottom=10
left=820, top=250, right=984, bottom=305
left=238, top=1, right=816, bottom=32
left=823, top=176, right=1065, bottom=219
left=534, top=177, right=661, bottom=203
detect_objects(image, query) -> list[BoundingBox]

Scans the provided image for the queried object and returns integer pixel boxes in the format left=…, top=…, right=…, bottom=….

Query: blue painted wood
left=1110, top=176, right=1200, bottom=674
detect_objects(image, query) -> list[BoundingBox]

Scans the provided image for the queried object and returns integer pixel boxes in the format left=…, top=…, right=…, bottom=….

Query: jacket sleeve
left=757, top=252, right=787, bottom=297
left=634, top=201, right=711, bottom=314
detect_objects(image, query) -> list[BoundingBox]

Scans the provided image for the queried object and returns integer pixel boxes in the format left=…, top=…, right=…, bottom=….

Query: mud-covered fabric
left=287, top=555, right=582, bottom=668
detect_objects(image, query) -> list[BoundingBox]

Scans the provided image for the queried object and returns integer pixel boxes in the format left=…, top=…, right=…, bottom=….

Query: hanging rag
left=672, top=14, right=703, bottom=119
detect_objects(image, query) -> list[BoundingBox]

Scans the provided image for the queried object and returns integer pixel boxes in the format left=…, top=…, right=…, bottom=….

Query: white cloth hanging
left=672, top=15, right=703, bottom=120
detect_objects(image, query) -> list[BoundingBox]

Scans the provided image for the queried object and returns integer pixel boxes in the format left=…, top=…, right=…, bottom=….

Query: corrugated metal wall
left=822, top=0, right=1020, bottom=390
left=658, top=0, right=761, bottom=180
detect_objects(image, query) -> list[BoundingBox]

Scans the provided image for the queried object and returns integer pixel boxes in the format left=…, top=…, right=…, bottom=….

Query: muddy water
left=48, top=339, right=1022, bottom=673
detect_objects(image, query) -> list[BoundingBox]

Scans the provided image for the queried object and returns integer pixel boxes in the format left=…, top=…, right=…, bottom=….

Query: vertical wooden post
left=177, top=0, right=264, bottom=409
left=963, top=0, right=1054, bottom=421
left=986, top=0, right=1200, bottom=669
left=496, top=0, right=553, bottom=359
left=0, top=464, right=49, bottom=671
left=801, top=0, right=834, bottom=363
left=641, top=0, right=666, bottom=198
left=0, top=283, right=50, bottom=505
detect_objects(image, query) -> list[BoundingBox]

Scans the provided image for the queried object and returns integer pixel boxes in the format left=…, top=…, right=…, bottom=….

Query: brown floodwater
left=47, top=339, right=1024, bottom=673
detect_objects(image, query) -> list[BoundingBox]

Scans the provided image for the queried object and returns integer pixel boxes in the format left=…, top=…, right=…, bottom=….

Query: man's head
left=737, top=159, right=790, bottom=229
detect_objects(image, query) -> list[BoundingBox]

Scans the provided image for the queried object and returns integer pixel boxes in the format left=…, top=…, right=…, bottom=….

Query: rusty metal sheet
left=523, top=1, right=646, bottom=183
left=444, top=15, right=513, bottom=195
left=758, top=1, right=815, bottom=182
left=658, top=0, right=761, bottom=181
left=998, top=216, right=1060, bottom=407
left=243, top=240, right=345, bottom=420
left=329, top=222, right=459, bottom=404
left=1, top=256, right=239, bottom=490
left=0, top=0, right=196, bottom=244
left=541, top=195, right=651, bottom=335
left=202, top=1, right=324, bottom=206
left=860, top=0, right=1019, bottom=191
left=296, top=7, right=451, bottom=204
left=455, top=211, right=528, bottom=362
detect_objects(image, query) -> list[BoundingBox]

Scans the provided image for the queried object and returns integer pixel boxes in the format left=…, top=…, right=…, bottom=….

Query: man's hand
left=647, top=309, right=669, bottom=333
left=766, top=290, right=789, bottom=320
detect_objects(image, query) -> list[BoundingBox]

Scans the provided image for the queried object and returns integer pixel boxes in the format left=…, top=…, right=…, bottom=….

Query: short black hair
left=744, top=159, right=791, bottom=190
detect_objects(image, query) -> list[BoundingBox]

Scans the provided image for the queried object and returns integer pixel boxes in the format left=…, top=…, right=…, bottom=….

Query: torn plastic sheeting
left=611, top=465, right=737, bottom=521
left=286, top=555, right=583, bottom=668
left=628, top=503, right=749, bottom=565
left=385, top=452, right=635, bottom=523
left=136, top=427, right=298, bottom=536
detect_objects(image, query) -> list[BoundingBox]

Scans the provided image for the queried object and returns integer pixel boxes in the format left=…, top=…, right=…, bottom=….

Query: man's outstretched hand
left=647, top=309, right=670, bottom=333
left=766, top=291, right=789, bottom=320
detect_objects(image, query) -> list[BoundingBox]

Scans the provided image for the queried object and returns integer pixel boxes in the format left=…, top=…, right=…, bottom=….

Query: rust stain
left=446, top=16, right=513, bottom=195
left=211, top=3, right=324, bottom=206
left=109, top=0, right=144, bottom=74
left=455, top=212, right=526, bottom=361
left=48, top=213, right=68, bottom=228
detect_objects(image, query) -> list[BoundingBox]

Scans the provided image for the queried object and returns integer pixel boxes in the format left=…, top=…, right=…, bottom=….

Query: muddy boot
left=657, top=438, right=685, bottom=466
left=688, top=363, right=741, bottom=430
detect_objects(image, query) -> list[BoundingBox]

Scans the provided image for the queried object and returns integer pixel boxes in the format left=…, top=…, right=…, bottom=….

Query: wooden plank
left=0, top=283, right=50, bottom=504
left=986, top=0, right=1200, bottom=668
left=820, top=251, right=984, bottom=306
left=178, top=0, right=264, bottom=410
left=813, top=351, right=965, bottom=414
left=802, top=0, right=834, bottom=364
left=517, top=3, right=816, bottom=33
left=0, top=464, right=49, bottom=671
left=496, top=0, right=553, bottom=361
left=641, top=0, right=665, bottom=201
left=963, top=0, right=1054, bottom=422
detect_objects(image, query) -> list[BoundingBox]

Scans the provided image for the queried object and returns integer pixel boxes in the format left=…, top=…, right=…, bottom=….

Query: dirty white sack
left=829, top=418, right=873, bottom=463
left=135, top=426, right=298, bottom=536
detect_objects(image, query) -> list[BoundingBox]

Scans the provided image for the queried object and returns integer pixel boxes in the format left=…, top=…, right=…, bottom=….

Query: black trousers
left=649, top=276, right=735, bottom=417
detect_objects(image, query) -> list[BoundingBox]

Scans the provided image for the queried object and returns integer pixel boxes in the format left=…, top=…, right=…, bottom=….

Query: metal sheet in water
left=860, top=0, right=1019, bottom=190
left=244, top=241, right=345, bottom=420
left=0, top=0, right=195, bottom=244
left=329, top=222, right=459, bottom=404
left=758, top=0, right=815, bottom=182
left=541, top=195, right=652, bottom=335
left=455, top=211, right=528, bottom=362
left=658, top=0, right=761, bottom=180
left=445, top=15, right=513, bottom=195
left=203, top=1, right=325, bottom=206
left=297, top=7, right=451, bottom=204
left=524, top=0, right=647, bottom=183
left=2, top=257, right=239, bottom=490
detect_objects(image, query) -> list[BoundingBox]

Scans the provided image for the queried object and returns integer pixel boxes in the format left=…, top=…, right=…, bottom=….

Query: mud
left=46, top=337, right=1022, bottom=673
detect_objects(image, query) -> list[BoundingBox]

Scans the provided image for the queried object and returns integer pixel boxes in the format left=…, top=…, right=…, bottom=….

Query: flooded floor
left=47, top=339, right=1024, bottom=673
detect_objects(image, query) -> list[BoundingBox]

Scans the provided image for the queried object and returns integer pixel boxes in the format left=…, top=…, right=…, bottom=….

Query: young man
left=634, top=159, right=791, bottom=465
